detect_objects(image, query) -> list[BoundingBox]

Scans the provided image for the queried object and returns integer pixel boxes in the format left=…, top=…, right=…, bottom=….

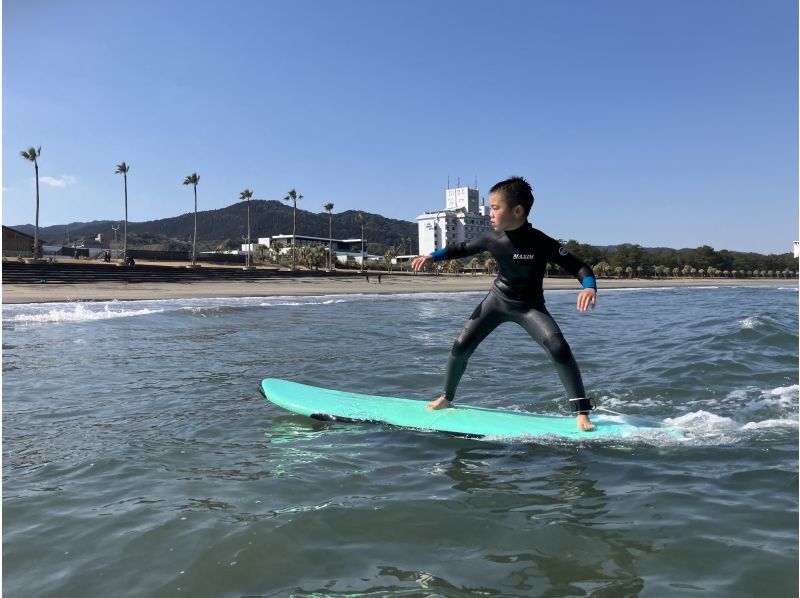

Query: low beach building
left=243, top=234, right=381, bottom=264
left=2, top=225, right=45, bottom=258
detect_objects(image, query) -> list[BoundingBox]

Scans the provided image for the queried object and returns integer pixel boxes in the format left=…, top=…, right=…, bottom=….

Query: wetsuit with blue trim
left=431, top=222, right=597, bottom=413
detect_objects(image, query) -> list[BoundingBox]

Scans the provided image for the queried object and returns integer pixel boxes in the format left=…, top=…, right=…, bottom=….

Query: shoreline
left=1, top=275, right=793, bottom=305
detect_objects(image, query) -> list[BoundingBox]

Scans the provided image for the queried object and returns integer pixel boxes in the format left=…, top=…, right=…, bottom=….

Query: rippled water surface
left=3, top=285, right=798, bottom=597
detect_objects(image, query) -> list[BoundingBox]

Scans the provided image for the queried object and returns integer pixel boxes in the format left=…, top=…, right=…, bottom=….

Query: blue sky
left=3, top=0, right=797, bottom=253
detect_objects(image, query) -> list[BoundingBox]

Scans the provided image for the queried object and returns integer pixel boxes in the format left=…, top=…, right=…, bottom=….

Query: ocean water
left=2, top=285, right=798, bottom=597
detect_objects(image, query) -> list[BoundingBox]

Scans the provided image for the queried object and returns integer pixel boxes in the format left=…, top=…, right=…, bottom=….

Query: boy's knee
left=450, top=337, right=468, bottom=358
left=543, top=333, right=572, bottom=364
left=450, top=333, right=477, bottom=359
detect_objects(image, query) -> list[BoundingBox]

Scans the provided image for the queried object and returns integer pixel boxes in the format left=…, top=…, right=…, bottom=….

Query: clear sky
left=3, top=0, right=797, bottom=253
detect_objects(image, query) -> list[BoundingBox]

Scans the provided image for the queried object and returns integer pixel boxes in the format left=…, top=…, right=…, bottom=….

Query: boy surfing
left=411, top=176, right=598, bottom=431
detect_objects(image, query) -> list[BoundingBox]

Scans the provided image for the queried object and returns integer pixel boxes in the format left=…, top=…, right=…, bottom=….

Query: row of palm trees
left=441, top=257, right=498, bottom=275
left=19, top=146, right=365, bottom=270
left=426, top=253, right=799, bottom=280
left=593, top=262, right=797, bottom=279
left=448, top=254, right=797, bottom=279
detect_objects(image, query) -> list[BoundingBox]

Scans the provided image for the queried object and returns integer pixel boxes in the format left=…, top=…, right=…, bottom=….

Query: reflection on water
left=428, top=446, right=650, bottom=595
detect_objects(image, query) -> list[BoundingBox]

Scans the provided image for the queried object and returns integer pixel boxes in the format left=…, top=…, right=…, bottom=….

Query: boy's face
left=488, top=192, right=526, bottom=232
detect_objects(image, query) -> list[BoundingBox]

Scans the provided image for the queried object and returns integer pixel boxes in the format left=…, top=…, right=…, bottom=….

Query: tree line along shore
left=246, top=240, right=796, bottom=279
left=12, top=239, right=796, bottom=281
left=549, top=241, right=797, bottom=280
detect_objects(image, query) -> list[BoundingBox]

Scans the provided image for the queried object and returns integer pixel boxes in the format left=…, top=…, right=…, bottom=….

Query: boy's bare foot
left=427, top=395, right=452, bottom=410
left=576, top=413, right=595, bottom=431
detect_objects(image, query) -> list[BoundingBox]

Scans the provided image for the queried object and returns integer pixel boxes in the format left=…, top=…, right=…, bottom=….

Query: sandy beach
left=1, top=273, right=792, bottom=304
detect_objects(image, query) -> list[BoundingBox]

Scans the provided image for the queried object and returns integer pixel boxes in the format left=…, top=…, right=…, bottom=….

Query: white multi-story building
left=416, top=186, right=492, bottom=256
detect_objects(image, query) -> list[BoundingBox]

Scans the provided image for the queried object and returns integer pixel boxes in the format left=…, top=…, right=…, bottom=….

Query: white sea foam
left=664, top=385, right=800, bottom=440
left=767, top=384, right=799, bottom=400
left=4, top=302, right=164, bottom=324
left=3, top=293, right=396, bottom=327
left=594, top=395, right=669, bottom=410
left=733, top=384, right=799, bottom=414
left=739, top=316, right=762, bottom=329
left=742, top=418, right=799, bottom=430
left=259, top=298, right=351, bottom=307
left=3, top=294, right=359, bottom=324
left=664, top=410, right=740, bottom=433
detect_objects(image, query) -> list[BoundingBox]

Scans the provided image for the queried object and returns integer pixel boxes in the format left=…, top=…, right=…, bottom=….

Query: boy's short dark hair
left=489, top=176, right=534, bottom=216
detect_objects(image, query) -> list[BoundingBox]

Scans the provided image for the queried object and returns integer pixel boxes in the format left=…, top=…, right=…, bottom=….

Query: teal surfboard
left=260, top=378, right=683, bottom=440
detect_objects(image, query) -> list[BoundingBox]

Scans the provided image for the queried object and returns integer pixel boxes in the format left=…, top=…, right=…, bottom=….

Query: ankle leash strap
left=570, top=397, right=596, bottom=414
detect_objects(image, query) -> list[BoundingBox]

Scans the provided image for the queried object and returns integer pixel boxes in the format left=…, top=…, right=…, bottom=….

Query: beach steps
left=1, top=262, right=354, bottom=284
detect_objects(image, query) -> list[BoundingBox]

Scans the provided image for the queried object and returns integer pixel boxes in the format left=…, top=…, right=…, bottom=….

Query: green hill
left=11, top=201, right=418, bottom=254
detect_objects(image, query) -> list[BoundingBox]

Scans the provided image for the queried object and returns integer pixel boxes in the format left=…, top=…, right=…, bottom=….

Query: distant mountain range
left=10, top=200, right=418, bottom=254
left=9, top=204, right=794, bottom=272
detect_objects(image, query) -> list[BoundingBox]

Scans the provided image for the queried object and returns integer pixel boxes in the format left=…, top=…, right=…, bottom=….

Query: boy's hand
left=577, top=288, right=597, bottom=312
left=412, top=255, right=433, bottom=272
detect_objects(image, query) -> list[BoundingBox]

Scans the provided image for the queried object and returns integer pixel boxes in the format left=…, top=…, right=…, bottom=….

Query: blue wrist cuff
left=582, top=276, right=597, bottom=289
left=431, top=248, right=447, bottom=262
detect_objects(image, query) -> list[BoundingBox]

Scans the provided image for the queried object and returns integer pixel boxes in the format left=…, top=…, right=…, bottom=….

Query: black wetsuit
left=431, top=222, right=596, bottom=410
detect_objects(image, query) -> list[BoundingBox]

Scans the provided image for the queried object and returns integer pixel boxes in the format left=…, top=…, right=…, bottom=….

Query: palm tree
left=115, top=162, right=130, bottom=260
left=384, top=248, right=397, bottom=272
left=324, top=202, right=335, bottom=270
left=20, top=146, right=42, bottom=259
left=240, top=189, right=254, bottom=268
left=312, top=243, right=326, bottom=270
left=270, top=240, right=284, bottom=265
left=447, top=259, right=462, bottom=275
left=283, top=189, right=303, bottom=269
left=468, top=257, right=482, bottom=276
left=183, top=173, right=200, bottom=266
left=298, top=245, right=310, bottom=269
left=286, top=244, right=299, bottom=268
left=355, top=212, right=366, bottom=271
left=485, top=256, right=498, bottom=274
